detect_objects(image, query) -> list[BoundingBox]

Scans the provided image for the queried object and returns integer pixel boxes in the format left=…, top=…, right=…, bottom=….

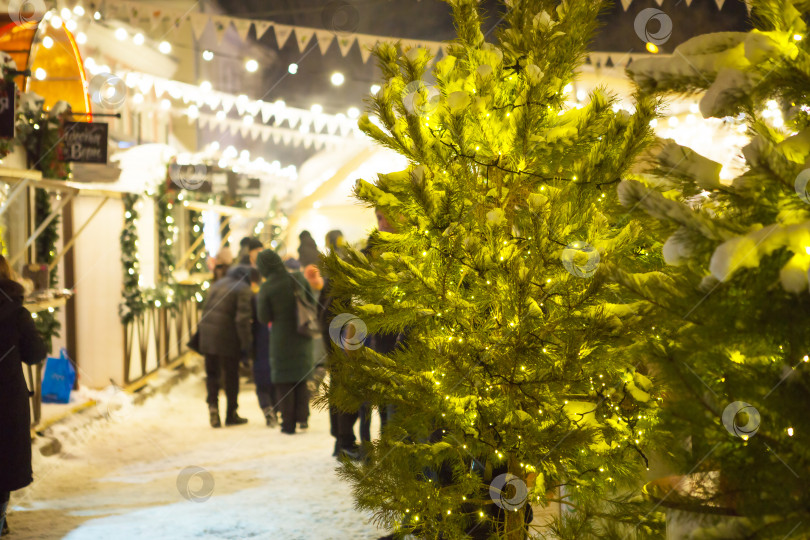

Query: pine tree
left=322, top=0, right=666, bottom=538
left=613, top=0, right=810, bottom=536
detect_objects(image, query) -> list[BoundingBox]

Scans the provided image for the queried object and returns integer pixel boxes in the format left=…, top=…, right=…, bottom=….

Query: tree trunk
left=504, top=454, right=527, bottom=540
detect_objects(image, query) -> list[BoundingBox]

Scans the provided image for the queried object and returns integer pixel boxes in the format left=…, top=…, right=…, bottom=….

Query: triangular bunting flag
left=337, top=36, right=355, bottom=57
left=282, top=132, right=293, bottom=145
left=261, top=128, right=272, bottom=142
left=272, top=131, right=282, bottom=144
left=273, top=24, right=294, bottom=49
left=261, top=103, right=275, bottom=124
left=221, top=96, right=235, bottom=114
left=232, top=19, right=253, bottom=43
left=293, top=27, right=316, bottom=53
left=285, top=109, right=300, bottom=129
left=190, top=13, right=210, bottom=40
left=255, top=21, right=273, bottom=41
left=326, top=117, right=339, bottom=135
left=715, top=0, right=726, bottom=8
left=357, top=37, right=376, bottom=63
left=620, top=0, right=632, bottom=10
left=313, top=116, right=326, bottom=134
left=314, top=30, right=335, bottom=55
left=213, top=16, right=229, bottom=44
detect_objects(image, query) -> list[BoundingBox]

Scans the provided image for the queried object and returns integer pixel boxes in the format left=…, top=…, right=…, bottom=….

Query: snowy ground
left=8, top=370, right=386, bottom=540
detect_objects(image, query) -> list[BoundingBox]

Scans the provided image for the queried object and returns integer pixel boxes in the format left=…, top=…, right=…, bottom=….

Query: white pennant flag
left=336, top=35, right=355, bottom=57
left=620, top=0, right=633, bottom=10
left=293, top=27, right=316, bottom=52
left=285, top=109, right=300, bottom=129
left=190, top=13, right=210, bottom=40
left=261, top=102, right=275, bottom=124
left=232, top=19, right=253, bottom=43
left=261, top=127, right=272, bottom=142
left=254, top=21, right=273, bottom=41
left=272, top=131, right=282, bottom=144
left=221, top=96, right=235, bottom=114
left=313, top=115, right=326, bottom=134
left=213, top=16, right=230, bottom=44
left=250, top=124, right=261, bottom=140
left=154, top=79, right=168, bottom=98
left=273, top=24, right=294, bottom=49
left=282, top=132, right=293, bottom=146
left=314, top=29, right=336, bottom=55
left=326, top=117, right=339, bottom=135
left=357, top=36, right=377, bottom=63
left=228, top=121, right=240, bottom=136
left=206, top=94, right=222, bottom=110
left=303, top=136, right=313, bottom=150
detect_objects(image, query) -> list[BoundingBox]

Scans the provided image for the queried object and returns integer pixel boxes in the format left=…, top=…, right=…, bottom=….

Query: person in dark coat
left=0, top=256, right=47, bottom=534
left=256, top=249, right=314, bottom=434
left=297, top=230, right=320, bottom=269
left=197, top=265, right=253, bottom=427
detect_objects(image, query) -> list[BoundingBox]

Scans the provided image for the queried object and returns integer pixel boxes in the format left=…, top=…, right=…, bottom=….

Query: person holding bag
left=256, top=249, right=314, bottom=434
left=0, top=255, right=47, bottom=535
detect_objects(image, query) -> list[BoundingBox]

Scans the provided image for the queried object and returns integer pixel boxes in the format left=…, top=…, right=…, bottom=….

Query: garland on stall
left=119, top=193, right=142, bottom=324
left=187, top=208, right=206, bottom=274
left=155, top=182, right=177, bottom=280
left=21, top=96, right=72, bottom=350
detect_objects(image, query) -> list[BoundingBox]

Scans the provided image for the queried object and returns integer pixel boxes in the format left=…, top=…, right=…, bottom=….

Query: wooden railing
left=123, top=295, right=202, bottom=385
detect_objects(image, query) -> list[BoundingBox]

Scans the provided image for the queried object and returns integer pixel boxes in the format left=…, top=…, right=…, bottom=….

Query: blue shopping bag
left=41, top=348, right=76, bottom=404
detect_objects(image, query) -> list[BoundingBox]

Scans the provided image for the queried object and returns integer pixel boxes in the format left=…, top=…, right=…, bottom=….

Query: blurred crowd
left=196, top=212, right=396, bottom=461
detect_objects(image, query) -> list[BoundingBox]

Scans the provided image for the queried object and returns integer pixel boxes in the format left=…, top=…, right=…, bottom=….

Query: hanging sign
left=63, top=122, right=108, bottom=163
left=230, top=172, right=261, bottom=198
left=0, top=82, right=15, bottom=139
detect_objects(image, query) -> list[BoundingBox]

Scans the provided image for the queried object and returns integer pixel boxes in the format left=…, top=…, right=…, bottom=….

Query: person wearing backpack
left=256, top=249, right=314, bottom=435
left=0, top=255, right=47, bottom=535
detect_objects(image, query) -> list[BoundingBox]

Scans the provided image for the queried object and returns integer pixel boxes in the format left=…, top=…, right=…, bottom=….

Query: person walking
left=197, top=265, right=254, bottom=427
left=297, top=230, right=320, bottom=269
left=256, top=249, right=314, bottom=435
left=0, top=255, right=47, bottom=535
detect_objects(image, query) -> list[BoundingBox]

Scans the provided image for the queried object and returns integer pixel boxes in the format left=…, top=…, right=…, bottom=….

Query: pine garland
left=187, top=209, right=205, bottom=274
left=155, top=182, right=177, bottom=284
left=119, top=193, right=142, bottom=324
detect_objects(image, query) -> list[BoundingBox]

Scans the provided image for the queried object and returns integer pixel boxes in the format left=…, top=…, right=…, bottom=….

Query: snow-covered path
left=8, top=371, right=384, bottom=540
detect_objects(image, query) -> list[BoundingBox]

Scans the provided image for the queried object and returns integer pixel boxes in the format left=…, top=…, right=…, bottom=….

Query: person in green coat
left=256, top=249, right=314, bottom=434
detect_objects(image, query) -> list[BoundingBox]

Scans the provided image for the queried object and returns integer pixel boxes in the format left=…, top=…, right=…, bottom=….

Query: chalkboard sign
left=0, top=82, right=15, bottom=139
left=63, top=121, right=108, bottom=163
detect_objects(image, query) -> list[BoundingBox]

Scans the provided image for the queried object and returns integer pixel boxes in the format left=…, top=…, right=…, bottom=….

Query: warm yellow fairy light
left=646, top=42, right=659, bottom=53
left=788, top=427, right=794, bottom=436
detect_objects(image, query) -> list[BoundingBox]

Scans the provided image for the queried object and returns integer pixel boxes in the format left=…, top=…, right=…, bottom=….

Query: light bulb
left=65, top=19, right=77, bottom=32
left=115, top=27, right=128, bottom=41
left=132, top=93, right=144, bottom=105
left=133, top=33, right=144, bottom=46
left=34, top=68, right=47, bottom=80
left=76, top=32, right=87, bottom=44
left=160, top=99, right=171, bottom=110
left=370, top=84, right=381, bottom=94
left=330, top=72, right=345, bottom=86
left=73, top=5, right=85, bottom=16
left=93, top=11, right=101, bottom=20
left=215, top=110, right=226, bottom=121
left=288, top=63, right=298, bottom=74
left=311, top=104, right=323, bottom=114
left=50, top=16, right=63, bottom=28
left=42, top=36, right=54, bottom=49
left=245, top=59, right=259, bottom=72
left=200, top=80, right=212, bottom=93
left=158, top=41, right=172, bottom=54
left=243, top=115, right=254, bottom=125
left=347, top=107, right=359, bottom=119
left=202, top=50, right=214, bottom=61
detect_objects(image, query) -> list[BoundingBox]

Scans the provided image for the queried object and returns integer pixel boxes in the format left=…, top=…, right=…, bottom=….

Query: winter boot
left=1, top=500, right=9, bottom=537
left=225, top=411, right=248, bottom=426
left=298, top=422, right=308, bottom=430
left=209, top=406, right=221, bottom=428
left=262, top=407, right=278, bottom=427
